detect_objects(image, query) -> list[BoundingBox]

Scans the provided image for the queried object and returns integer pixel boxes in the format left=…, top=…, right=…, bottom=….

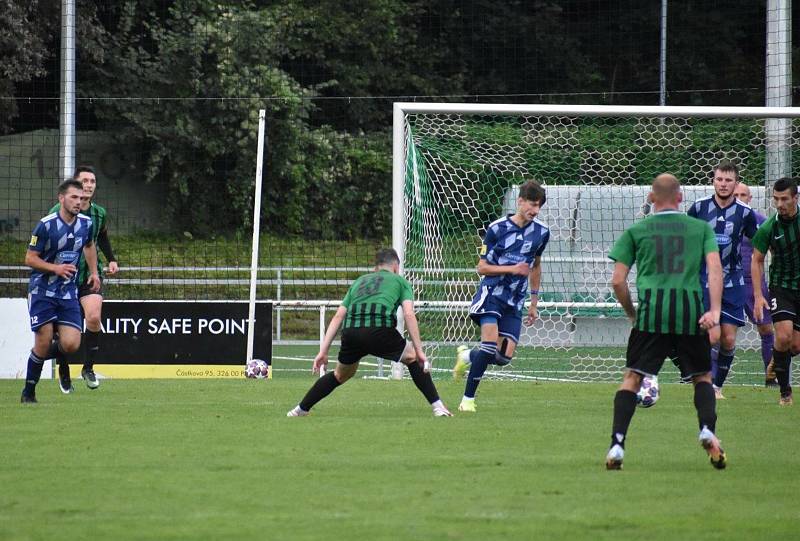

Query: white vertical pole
left=60, top=0, right=76, bottom=179
left=392, top=104, right=406, bottom=270
left=765, top=0, right=792, bottom=183
left=318, top=306, right=326, bottom=377
left=246, top=110, right=266, bottom=362
left=659, top=0, right=668, bottom=106
left=391, top=104, right=408, bottom=380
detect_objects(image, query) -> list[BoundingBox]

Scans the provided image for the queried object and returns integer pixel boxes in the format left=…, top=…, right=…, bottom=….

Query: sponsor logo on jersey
left=29, top=235, right=38, bottom=246
left=521, top=241, right=533, bottom=254
left=715, top=234, right=732, bottom=246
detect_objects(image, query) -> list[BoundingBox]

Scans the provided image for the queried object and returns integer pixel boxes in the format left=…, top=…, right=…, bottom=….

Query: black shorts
left=768, top=286, right=800, bottom=330
left=78, top=276, right=104, bottom=299
left=626, top=328, right=711, bottom=378
left=337, top=327, right=408, bottom=365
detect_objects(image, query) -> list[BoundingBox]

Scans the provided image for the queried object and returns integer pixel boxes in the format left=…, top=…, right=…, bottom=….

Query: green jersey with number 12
left=608, top=210, right=718, bottom=335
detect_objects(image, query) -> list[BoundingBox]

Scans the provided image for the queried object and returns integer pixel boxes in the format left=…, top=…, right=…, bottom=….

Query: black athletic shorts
left=337, top=327, right=408, bottom=365
left=78, top=276, right=104, bottom=299
left=626, top=328, right=711, bottom=378
left=768, top=285, right=800, bottom=330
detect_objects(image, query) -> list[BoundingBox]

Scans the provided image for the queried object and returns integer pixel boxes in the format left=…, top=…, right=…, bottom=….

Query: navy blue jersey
left=27, top=212, right=93, bottom=300
left=478, top=215, right=550, bottom=311
left=687, top=196, right=758, bottom=288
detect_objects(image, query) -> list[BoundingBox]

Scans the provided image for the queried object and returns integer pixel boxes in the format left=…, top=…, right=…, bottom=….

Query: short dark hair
left=58, top=178, right=84, bottom=195
left=713, top=161, right=739, bottom=182
left=375, top=248, right=400, bottom=267
left=773, top=177, right=798, bottom=196
left=73, top=165, right=96, bottom=178
left=518, top=180, right=546, bottom=206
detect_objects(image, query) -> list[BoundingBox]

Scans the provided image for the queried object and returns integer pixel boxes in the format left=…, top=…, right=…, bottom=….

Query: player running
left=21, top=179, right=99, bottom=403
left=687, top=162, right=758, bottom=398
left=50, top=165, right=119, bottom=392
left=287, top=248, right=452, bottom=417
left=452, top=180, right=550, bottom=412
left=605, top=173, right=724, bottom=470
left=751, top=177, right=800, bottom=406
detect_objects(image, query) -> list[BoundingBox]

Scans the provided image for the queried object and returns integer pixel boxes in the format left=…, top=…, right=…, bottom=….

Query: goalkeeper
left=452, top=180, right=550, bottom=412
left=287, top=248, right=452, bottom=417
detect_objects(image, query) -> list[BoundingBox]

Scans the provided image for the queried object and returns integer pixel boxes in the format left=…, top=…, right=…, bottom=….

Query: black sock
left=84, top=330, right=100, bottom=370
left=406, top=361, right=439, bottom=404
left=774, top=349, right=792, bottom=395
left=299, top=372, right=342, bottom=412
left=693, top=381, right=717, bottom=433
left=610, top=390, right=637, bottom=449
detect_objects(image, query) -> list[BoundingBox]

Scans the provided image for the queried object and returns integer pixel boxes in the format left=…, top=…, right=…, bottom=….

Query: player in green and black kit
left=751, top=177, right=800, bottom=406
left=50, top=165, right=119, bottom=392
left=604, top=174, right=726, bottom=470
left=287, top=248, right=452, bottom=417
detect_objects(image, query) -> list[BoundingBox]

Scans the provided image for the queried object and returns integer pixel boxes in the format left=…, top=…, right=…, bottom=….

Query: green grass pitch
left=2, top=375, right=798, bottom=540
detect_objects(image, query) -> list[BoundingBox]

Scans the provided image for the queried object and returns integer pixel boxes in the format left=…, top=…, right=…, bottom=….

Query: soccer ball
left=636, top=375, right=660, bottom=408
left=245, top=359, right=270, bottom=379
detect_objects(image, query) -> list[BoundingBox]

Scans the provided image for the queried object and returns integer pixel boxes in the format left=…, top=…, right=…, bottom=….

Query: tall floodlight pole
left=765, top=0, right=792, bottom=184
left=659, top=0, right=668, bottom=106
left=60, top=0, right=76, bottom=180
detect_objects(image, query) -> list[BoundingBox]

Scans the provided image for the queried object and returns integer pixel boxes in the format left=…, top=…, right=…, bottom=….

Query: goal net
left=394, top=103, right=800, bottom=384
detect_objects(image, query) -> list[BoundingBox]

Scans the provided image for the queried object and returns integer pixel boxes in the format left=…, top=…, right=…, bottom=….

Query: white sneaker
left=713, top=386, right=725, bottom=400
left=286, top=406, right=309, bottom=417
left=433, top=405, right=453, bottom=417
left=605, top=444, right=624, bottom=470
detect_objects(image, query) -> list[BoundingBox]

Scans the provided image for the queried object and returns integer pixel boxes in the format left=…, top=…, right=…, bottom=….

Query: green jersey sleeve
left=341, top=283, right=355, bottom=309
left=608, top=229, right=635, bottom=267
left=49, top=203, right=60, bottom=214
left=702, top=222, right=718, bottom=255
left=750, top=215, right=775, bottom=254
left=398, top=275, right=414, bottom=303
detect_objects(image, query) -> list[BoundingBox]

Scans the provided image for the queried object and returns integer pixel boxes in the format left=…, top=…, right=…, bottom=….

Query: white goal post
left=392, top=102, right=800, bottom=383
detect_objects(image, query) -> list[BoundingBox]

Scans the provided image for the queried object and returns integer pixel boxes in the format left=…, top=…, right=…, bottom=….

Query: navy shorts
left=27, top=294, right=83, bottom=332
left=703, top=285, right=745, bottom=327
left=468, top=286, right=522, bottom=343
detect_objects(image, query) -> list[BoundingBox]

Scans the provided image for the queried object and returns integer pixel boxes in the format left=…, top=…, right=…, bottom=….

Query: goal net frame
left=391, top=102, right=799, bottom=383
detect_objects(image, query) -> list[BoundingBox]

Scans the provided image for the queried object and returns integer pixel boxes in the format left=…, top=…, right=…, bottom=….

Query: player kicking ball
left=452, top=180, right=550, bottom=412
left=287, top=248, right=452, bottom=417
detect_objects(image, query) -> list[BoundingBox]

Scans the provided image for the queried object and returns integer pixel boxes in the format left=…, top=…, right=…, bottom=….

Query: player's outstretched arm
left=524, top=256, right=542, bottom=326
left=313, top=305, right=347, bottom=374
left=610, top=262, right=636, bottom=323
left=751, top=248, right=769, bottom=321
left=97, top=226, right=119, bottom=274
left=699, top=252, right=722, bottom=336
left=401, top=300, right=429, bottom=371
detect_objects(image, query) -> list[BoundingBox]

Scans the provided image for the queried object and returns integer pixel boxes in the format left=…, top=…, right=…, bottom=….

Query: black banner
left=90, top=301, right=272, bottom=364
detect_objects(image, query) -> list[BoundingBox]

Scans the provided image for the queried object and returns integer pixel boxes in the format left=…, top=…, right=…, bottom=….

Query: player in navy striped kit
left=453, top=180, right=550, bottom=412
left=687, top=162, right=758, bottom=398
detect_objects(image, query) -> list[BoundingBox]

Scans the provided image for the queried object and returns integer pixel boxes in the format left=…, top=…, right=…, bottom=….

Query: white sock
left=431, top=399, right=445, bottom=410
left=461, top=396, right=475, bottom=403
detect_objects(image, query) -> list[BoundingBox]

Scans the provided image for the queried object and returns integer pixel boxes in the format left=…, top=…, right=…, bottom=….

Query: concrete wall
left=0, top=129, right=168, bottom=241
